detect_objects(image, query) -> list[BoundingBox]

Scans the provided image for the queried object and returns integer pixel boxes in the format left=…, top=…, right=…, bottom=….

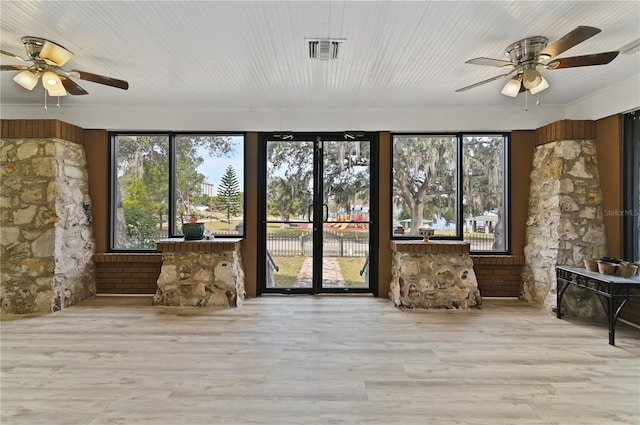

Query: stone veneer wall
left=390, top=241, right=481, bottom=309
left=153, top=240, right=245, bottom=307
left=1, top=138, right=95, bottom=313
left=522, top=139, right=606, bottom=316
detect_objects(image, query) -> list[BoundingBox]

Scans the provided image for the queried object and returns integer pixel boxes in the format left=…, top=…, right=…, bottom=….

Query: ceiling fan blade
left=465, top=57, right=516, bottom=68
left=538, top=26, right=601, bottom=59
left=1, top=64, right=28, bottom=71
left=547, top=51, right=619, bottom=69
left=1, top=49, right=27, bottom=62
left=455, top=72, right=513, bottom=92
left=60, top=76, right=89, bottom=95
left=71, top=70, right=129, bottom=90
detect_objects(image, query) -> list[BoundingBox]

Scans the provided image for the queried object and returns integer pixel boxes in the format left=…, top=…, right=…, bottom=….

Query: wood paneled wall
left=1, top=119, right=84, bottom=144
left=595, top=115, right=624, bottom=258
left=510, top=130, right=535, bottom=256
left=534, top=119, right=596, bottom=145
left=84, top=129, right=109, bottom=252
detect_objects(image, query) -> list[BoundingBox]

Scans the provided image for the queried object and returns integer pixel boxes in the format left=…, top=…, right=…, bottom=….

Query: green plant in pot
left=618, top=261, right=639, bottom=278
left=182, top=213, right=205, bottom=240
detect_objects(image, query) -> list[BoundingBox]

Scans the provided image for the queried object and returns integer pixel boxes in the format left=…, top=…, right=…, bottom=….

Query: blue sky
left=196, top=136, right=244, bottom=193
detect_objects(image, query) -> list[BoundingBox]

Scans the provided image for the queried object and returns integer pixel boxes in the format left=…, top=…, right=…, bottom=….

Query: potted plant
left=618, top=261, right=639, bottom=278
left=418, top=227, right=435, bottom=242
left=181, top=212, right=205, bottom=240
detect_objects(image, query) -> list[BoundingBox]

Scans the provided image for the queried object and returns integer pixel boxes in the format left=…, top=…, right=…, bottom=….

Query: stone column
left=522, top=137, right=606, bottom=316
left=1, top=138, right=96, bottom=314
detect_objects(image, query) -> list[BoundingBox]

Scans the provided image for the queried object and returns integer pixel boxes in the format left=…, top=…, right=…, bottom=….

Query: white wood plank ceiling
left=1, top=1, right=638, bottom=111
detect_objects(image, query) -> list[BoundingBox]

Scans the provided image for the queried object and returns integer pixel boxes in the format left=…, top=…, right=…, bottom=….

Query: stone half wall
left=389, top=241, right=481, bottom=309
left=1, top=138, right=96, bottom=314
left=521, top=139, right=606, bottom=316
left=153, top=240, right=246, bottom=307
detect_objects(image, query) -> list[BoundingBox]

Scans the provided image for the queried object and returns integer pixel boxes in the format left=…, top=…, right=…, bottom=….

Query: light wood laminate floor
left=1, top=296, right=639, bottom=425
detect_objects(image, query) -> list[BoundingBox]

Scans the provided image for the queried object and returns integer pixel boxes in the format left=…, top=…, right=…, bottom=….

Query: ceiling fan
left=455, top=26, right=619, bottom=97
left=1, top=36, right=129, bottom=96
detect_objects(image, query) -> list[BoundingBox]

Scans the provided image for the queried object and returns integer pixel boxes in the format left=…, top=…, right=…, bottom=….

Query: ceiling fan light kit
left=456, top=26, right=620, bottom=100
left=43, top=70, right=61, bottom=87
left=1, top=35, right=129, bottom=105
left=38, top=40, right=73, bottom=67
left=47, top=87, right=67, bottom=97
left=501, top=75, right=522, bottom=97
left=42, top=70, right=66, bottom=96
left=13, top=69, right=38, bottom=90
left=522, top=66, right=542, bottom=89
left=529, top=76, right=549, bottom=95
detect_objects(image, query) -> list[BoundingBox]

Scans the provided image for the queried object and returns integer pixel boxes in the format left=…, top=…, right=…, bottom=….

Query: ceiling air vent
left=307, top=38, right=344, bottom=60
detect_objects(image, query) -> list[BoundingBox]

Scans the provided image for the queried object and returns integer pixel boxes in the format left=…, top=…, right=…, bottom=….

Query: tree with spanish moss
left=116, top=134, right=234, bottom=248
left=392, top=136, right=456, bottom=234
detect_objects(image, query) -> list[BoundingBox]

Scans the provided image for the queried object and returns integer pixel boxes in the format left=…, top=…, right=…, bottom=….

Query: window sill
left=156, top=238, right=243, bottom=253
left=390, top=240, right=470, bottom=254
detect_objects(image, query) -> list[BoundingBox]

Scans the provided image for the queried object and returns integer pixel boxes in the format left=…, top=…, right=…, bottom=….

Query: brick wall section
left=94, top=252, right=525, bottom=297
left=157, top=238, right=242, bottom=252
left=94, top=253, right=161, bottom=294
left=390, top=240, right=469, bottom=254
left=472, top=255, right=524, bottom=297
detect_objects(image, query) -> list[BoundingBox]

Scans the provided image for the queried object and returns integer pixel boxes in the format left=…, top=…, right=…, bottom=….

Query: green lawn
left=337, top=257, right=367, bottom=287
left=265, top=224, right=311, bottom=237
left=268, top=256, right=366, bottom=288
left=271, top=256, right=305, bottom=287
left=202, top=219, right=242, bottom=233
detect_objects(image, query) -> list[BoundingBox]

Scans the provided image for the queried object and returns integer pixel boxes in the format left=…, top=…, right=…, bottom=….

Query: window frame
left=623, top=111, right=639, bottom=262
left=109, top=131, right=247, bottom=252
left=390, top=132, right=510, bottom=254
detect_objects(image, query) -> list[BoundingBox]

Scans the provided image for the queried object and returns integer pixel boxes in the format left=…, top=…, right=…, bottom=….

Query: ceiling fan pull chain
left=44, top=89, right=47, bottom=110
left=524, top=90, right=528, bottom=112
left=56, top=96, right=61, bottom=108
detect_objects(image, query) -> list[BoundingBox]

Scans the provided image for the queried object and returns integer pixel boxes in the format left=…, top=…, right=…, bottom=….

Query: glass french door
left=258, top=133, right=377, bottom=295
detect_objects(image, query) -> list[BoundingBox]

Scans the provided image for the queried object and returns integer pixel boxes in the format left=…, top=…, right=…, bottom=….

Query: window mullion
left=168, top=132, right=177, bottom=238
left=456, top=134, right=463, bottom=240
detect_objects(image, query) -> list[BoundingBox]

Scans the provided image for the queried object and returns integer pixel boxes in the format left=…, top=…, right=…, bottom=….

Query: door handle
left=307, top=204, right=313, bottom=222
left=323, top=204, right=328, bottom=222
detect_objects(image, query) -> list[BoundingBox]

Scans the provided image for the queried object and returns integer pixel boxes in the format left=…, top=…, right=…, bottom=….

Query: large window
left=392, top=133, right=508, bottom=252
left=462, top=135, right=507, bottom=251
left=392, top=135, right=458, bottom=236
left=111, top=133, right=245, bottom=250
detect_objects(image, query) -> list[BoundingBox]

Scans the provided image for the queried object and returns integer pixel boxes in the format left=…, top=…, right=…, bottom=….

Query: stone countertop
left=390, top=240, right=470, bottom=254
left=156, top=238, right=243, bottom=253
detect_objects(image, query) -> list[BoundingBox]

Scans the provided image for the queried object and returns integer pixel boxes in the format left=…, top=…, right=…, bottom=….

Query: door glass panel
left=265, top=140, right=314, bottom=289
left=322, top=140, right=371, bottom=289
